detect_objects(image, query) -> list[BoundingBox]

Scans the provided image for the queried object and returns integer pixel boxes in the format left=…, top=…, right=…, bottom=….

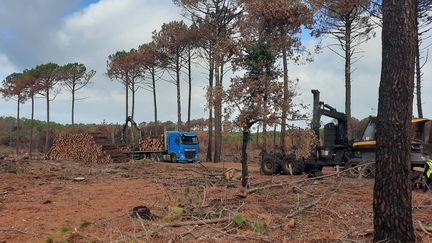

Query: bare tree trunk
left=126, top=77, right=129, bottom=120
left=152, top=67, right=158, bottom=125
left=256, top=124, right=260, bottom=148
left=176, top=52, right=182, bottom=131
left=213, top=57, right=223, bottom=163
left=45, top=88, right=50, bottom=152
left=29, top=95, right=34, bottom=157
left=16, top=99, right=20, bottom=155
left=415, top=14, right=423, bottom=118
left=131, top=81, right=135, bottom=120
left=280, top=46, right=288, bottom=151
left=188, top=49, right=192, bottom=132
left=71, top=82, right=75, bottom=125
left=241, top=125, right=251, bottom=188
left=206, top=51, right=214, bottom=162
left=345, top=21, right=352, bottom=140
left=373, top=0, right=416, bottom=241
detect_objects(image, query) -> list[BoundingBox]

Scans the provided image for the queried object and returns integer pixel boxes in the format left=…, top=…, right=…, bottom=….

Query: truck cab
left=165, top=131, right=199, bottom=162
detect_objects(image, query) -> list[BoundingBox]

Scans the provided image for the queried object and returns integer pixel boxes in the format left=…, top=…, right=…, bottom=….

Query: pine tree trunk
left=345, top=21, right=352, bottom=140
left=280, top=46, right=288, bottom=151
left=126, top=77, right=129, bottom=120
left=152, top=67, right=158, bottom=125
left=415, top=15, right=423, bottom=118
left=176, top=52, right=182, bottom=131
left=241, top=125, right=251, bottom=188
left=71, top=82, right=75, bottom=125
left=206, top=51, right=214, bottom=162
left=213, top=54, right=222, bottom=163
left=213, top=58, right=223, bottom=163
left=373, top=0, right=416, bottom=241
left=16, top=99, right=20, bottom=155
left=29, top=95, right=34, bottom=157
left=45, top=88, right=50, bottom=152
left=131, top=81, right=135, bottom=120
left=188, top=49, right=192, bottom=132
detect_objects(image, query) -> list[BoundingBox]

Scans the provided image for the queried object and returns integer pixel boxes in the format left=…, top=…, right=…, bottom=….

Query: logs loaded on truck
left=261, top=89, right=432, bottom=178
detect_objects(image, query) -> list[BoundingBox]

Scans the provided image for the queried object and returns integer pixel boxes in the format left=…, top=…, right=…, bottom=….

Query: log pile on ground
left=139, top=137, right=164, bottom=151
left=46, top=132, right=129, bottom=163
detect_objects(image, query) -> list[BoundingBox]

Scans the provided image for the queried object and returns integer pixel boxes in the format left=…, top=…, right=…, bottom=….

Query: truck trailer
left=128, top=131, right=199, bottom=163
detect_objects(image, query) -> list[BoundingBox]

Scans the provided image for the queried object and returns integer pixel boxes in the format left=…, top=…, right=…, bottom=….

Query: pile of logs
left=46, top=132, right=130, bottom=164
left=139, top=137, right=164, bottom=151
left=117, top=144, right=132, bottom=153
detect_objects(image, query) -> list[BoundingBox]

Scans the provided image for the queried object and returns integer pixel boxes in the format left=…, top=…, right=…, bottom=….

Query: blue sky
left=0, top=0, right=430, bottom=126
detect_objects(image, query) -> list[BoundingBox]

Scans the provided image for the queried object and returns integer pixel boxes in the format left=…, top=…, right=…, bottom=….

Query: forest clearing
left=1, top=0, right=432, bottom=242
left=1, top=154, right=431, bottom=242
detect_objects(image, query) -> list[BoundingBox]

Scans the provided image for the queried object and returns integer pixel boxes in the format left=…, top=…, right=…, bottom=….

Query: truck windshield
left=181, top=136, right=198, bottom=145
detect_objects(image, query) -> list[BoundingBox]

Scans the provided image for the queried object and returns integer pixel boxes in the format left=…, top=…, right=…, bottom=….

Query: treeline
left=1, top=0, right=430, bottom=164
left=0, top=63, right=95, bottom=154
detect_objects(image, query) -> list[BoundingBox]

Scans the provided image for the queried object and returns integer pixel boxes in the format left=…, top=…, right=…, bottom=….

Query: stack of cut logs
left=117, top=144, right=132, bottom=153
left=46, top=132, right=130, bottom=164
left=139, top=137, right=164, bottom=151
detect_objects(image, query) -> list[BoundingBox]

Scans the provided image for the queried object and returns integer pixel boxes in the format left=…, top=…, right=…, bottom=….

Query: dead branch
left=161, top=217, right=230, bottom=227
left=286, top=196, right=323, bottom=218
left=0, top=228, right=30, bottom=234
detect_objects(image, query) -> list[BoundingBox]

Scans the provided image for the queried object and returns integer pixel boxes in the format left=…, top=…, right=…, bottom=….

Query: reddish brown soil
left=0, top=158, right=431, bottom=242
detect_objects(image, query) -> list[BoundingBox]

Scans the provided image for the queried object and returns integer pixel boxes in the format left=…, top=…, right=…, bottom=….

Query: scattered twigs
left=0, top=191, right=8, bottom=195
left=247, top=162, right=374, bottom=195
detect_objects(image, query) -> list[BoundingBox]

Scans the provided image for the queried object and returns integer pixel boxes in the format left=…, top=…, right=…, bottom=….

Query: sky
left=0, top=0, right=431, bottom=126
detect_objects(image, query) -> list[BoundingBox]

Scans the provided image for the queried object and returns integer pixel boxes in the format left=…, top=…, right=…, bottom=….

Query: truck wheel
left=261, top=155, right=281, bottom=175
left=171, top=154, right=177, bottom=163
left=281, top=159, right=304, bottom=175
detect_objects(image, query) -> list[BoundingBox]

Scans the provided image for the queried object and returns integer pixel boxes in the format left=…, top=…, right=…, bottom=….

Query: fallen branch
left=161, top=217, right=230, bottom=227
left=177, top=168, right=224, bottom=177
left=0, top=228, right=30, bottom=234
left=286, top=197, right=322, bottom=218
left=247, top=162, right=374, bottom=195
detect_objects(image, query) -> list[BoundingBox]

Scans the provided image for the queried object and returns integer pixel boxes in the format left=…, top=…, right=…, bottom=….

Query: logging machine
left=260, top=89, right=431, bottom=178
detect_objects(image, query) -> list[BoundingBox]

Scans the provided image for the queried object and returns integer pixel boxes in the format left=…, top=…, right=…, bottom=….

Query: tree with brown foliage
left=314, top=0, right=376, bottom=139
left=138, top=41, right=168, bottom=126
left=1, top=72, right=29, bottom=155
left=21, top=69, right=44, bottom=157
left=226, top=42, right=283, bottom=188
left=153, top=21, right=190, bottom=131
left=59, top=63, right=95, bottom=124
left=174, top=0, right=242, bottom=162
left=107, top=49, right=144, bottom=122
left=241, top=0, right=315, bottom=151
left=373, top=0, right=416, bottom=241
left=33, top=63, right=61, bottom=151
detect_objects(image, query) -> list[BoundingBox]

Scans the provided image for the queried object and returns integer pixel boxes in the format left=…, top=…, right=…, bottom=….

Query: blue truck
left=130, top=131, right=199, bottom=162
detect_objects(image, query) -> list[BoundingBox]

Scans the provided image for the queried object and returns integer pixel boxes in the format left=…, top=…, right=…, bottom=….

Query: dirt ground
left=0, top=156, right=431, bottom=243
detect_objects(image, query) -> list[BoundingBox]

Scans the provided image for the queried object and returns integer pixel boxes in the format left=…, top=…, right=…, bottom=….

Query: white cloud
left=0, top=53, right=17, bottom=79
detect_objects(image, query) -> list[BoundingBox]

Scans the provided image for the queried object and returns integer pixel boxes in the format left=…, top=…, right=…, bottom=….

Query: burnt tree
left=373, top=0, right=416, bottom=241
